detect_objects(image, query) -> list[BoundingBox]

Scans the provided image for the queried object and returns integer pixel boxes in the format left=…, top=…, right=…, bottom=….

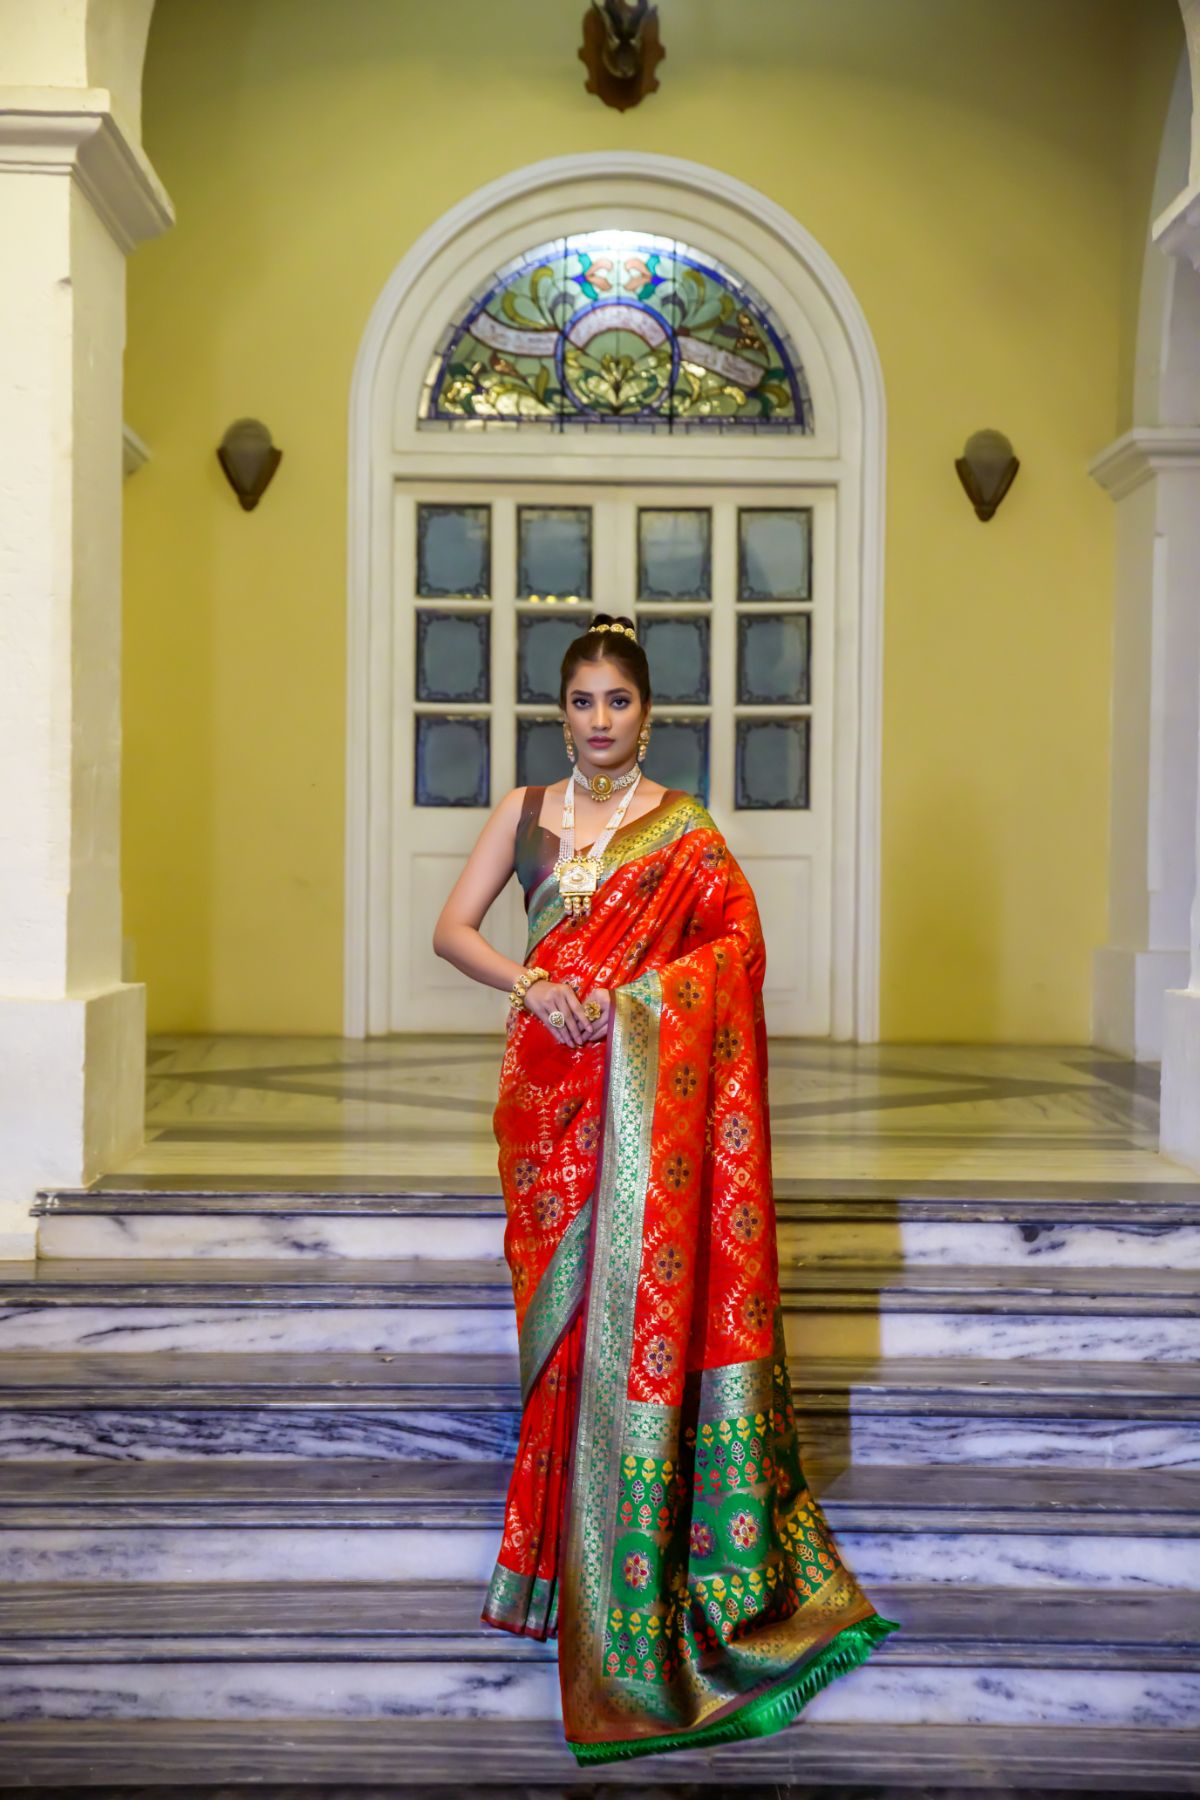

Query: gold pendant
left=554, top=855, right=601, bottom=896
left=554, top=854, right=601, bottom=922
left=588, top=774, right=614, bottom=801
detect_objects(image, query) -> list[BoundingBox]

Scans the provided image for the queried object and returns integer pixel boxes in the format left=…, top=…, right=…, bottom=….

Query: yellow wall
left=123, top=0, right=1184, bottom=1040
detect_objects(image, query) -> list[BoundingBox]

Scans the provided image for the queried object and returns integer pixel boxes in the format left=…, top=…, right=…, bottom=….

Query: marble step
left=0, top=1459, right=1195, bottom=1590
left=0, top=1578, right=1193, bottom=1667
left=34, top=1179, right=1200, bottom=1269
left=0, top=1581, right=1194, bottom=1728
left=0, top=1258, right=1197, bottom=1361
left=0, top=1718, right=1196, bottom=1792
left=1, top=1351, right=1196, bottom=1469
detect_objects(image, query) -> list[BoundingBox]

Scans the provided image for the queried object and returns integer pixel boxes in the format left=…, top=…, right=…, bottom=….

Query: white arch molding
left=343, top=154, right=886, bottom=1040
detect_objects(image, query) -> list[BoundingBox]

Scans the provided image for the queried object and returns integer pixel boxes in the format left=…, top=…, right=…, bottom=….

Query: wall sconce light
left=955, top=429, right=1019, bottom=521
left=217, top=418, right=282, bottom=512
left=579, top=0, right=664, bottom=111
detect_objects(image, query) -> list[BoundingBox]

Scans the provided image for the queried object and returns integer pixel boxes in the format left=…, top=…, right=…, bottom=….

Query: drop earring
left=637, top=722, right=651, bottom=764
left=562, top=720, right=576, bottom=764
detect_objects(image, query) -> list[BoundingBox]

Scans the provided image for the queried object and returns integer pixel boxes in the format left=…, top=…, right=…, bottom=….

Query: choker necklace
left=572, top=763, right=639, bottom=802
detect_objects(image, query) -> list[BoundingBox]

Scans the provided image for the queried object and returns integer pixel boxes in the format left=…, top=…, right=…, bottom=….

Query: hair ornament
left=588, top=619, right=638, bottom=643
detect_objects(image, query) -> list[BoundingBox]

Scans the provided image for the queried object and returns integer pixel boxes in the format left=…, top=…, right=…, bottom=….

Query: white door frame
left=344, top=152, right=887, bottom=1040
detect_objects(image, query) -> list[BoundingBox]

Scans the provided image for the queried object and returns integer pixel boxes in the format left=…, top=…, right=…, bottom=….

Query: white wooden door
left=394, top=481, right=835, bottom=1035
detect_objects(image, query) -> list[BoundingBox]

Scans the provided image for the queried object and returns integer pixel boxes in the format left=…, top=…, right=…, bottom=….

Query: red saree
left=484, top=786, right=900, bottom=1763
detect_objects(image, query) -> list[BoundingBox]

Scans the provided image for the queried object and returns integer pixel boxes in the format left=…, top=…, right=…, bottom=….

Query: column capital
left=0, top=87, right=173, bottom=252
left=1087, top=425, right=1200, bottom=501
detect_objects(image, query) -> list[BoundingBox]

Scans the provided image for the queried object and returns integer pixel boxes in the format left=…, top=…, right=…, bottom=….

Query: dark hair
left=558, top=613, right=652, bottom=709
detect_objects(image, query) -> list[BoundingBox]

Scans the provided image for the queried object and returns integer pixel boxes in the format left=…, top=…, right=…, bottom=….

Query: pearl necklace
left=572, top=762, right=639, bottom=802
left=554, top=768, right=643, bottom=921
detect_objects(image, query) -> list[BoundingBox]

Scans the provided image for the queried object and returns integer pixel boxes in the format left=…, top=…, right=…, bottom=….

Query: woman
left=432, top=614, right=900, bottom=1765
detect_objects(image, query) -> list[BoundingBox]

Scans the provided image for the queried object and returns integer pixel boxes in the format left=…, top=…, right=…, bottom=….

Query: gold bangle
left=508, top=965, right=550, bottom=1012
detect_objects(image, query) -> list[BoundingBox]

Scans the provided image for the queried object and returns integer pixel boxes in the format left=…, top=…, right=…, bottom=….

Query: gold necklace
left=572, top=763, right=639, bottom=802
left=555, top=769, right=643, bottom=920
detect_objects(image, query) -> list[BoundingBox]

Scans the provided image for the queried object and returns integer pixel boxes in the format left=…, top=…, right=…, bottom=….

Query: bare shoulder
left=475, top=785, right=529, bottom=850
left=494, top=785, right=529, bottom=819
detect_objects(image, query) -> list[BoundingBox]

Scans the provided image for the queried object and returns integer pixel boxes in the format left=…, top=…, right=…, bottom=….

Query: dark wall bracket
left=580, top=0, right=665, bottom=111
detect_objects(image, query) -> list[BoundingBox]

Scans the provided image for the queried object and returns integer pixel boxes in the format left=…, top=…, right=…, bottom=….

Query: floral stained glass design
left=421, top=231, right=813, bottom=431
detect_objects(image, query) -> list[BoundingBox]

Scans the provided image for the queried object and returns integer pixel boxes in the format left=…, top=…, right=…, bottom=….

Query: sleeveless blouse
left=514, top=783, right=681, bottom=913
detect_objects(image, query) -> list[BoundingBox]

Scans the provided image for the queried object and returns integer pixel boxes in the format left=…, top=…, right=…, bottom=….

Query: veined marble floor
left=89, top=1036, right=1194, bottom=1191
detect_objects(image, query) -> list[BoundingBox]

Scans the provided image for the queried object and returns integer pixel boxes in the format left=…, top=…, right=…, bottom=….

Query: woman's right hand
left=524, top=979, right=593, bottom=1048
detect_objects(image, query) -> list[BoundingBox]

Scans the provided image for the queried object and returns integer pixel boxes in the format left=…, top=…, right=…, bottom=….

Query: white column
left=0, top=90, right=172, bottom=1253
left=1161, top=592, right=1200, bottom=1167
left=1088, top=431, right=1200, bottom=1061
left=1161, top=711, right=1200, bottom=1166
left=1165, top=669, right=1200, bottom=1159
left=1153, top=38, right=1200, bottom=1169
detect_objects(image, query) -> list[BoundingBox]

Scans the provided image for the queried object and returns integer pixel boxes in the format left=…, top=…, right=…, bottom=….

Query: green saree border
left=482, top=1564, right=559, bottom=1637
left=525, top=796, right=714, bottom=957
left=559, top=969, right=663, bottom=1737
left=555, top=964, right=903, bottom=1762
left=569, top=1609, right=901, bottom=1765
left=518, top=1196, right=592, bottom=1404
left=483, top=1204, right=593, bottom=1642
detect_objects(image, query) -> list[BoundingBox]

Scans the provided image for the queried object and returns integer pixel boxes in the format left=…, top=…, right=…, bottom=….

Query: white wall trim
left=344, top=152, right=887, bottom=1041
left=0, top=88, right=173, bottom=250
left=1089, top=425, right=1200, bottom=500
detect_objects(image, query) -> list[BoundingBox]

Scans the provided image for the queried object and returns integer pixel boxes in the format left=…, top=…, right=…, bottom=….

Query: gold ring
left=548, top=1009, right=566, bottom=1028
left=583, top=999, right=602, bottom=1021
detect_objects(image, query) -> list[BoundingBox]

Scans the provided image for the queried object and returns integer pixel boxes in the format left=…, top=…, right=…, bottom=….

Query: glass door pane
left=413, top=502, right=493, bottom=808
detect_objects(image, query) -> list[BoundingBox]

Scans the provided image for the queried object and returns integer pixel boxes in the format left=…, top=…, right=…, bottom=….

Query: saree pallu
left=485, top=788, right=900, bottom=1763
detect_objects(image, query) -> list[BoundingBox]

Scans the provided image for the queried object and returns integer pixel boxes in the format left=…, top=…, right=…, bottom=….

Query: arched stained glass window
left=420, top=230, right=814, bottom=432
